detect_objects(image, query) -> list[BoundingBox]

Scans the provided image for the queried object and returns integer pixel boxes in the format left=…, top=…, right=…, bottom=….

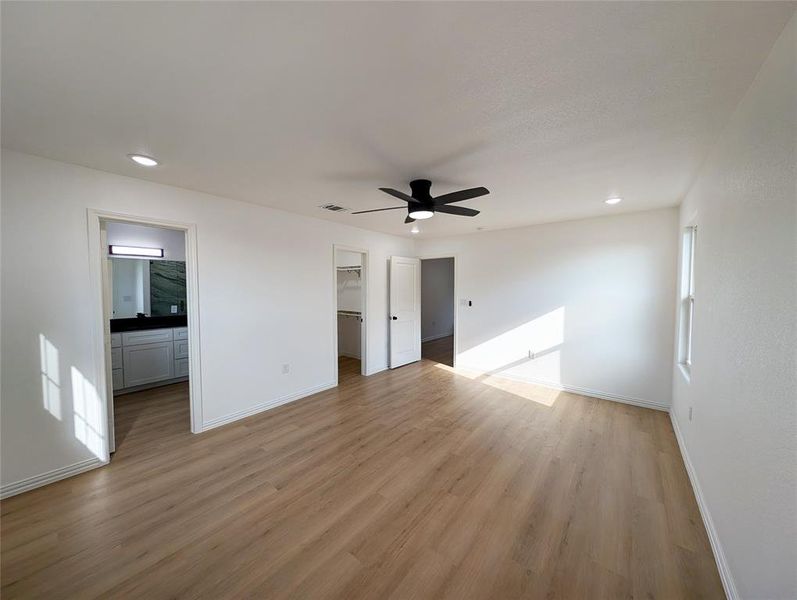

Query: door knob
left=391, top=316, right=398, bottom=320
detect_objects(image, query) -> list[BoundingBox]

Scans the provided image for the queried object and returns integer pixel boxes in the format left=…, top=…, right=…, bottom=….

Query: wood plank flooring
left=1, top=359, right=724, bottom=599
left=422, top=335, right=454, bottom=367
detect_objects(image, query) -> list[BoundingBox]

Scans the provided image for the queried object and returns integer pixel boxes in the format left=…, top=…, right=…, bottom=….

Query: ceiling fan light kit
left=351, top=179, right=489, bottom=224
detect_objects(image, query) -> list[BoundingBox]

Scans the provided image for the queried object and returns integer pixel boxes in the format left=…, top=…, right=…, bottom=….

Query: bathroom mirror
left=111, top=258, right=187, bottom=318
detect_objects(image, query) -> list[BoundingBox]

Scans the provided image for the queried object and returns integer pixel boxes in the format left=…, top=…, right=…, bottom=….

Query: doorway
left=334, top=246, right=367, bottom=384
left=89, top=210, right=202, bottom=464
left=421, top=257, right=455, bottom=367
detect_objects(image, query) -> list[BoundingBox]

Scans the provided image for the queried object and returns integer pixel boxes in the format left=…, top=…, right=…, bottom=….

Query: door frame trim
left=333, top=244, right=369, bottom=383
left=87, top=209, right=204, bottom=465
left=418, top=254, right=458, bottom=369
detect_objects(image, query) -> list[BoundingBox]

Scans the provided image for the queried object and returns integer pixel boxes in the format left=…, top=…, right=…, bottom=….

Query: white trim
left=201, top=381, right=337, bottom=431
left=455, top=365, right=670, bottom=412
left=418, top=254, right=458, bottom=368
left=422, top=332, right=454, bottom=343
left=670, top=412, right=739, bottom=600
left=0, top=458, right=105, bottom=500
left=333, top=245, right=369, bottom=380
left=87, top=209, right=204, bottom=450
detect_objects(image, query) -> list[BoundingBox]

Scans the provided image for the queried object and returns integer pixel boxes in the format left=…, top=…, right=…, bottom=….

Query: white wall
left=107, top=221, right=186, bottom=261
left=416, top=208, right=678, bottom=409
left=0, top=151, right=413, bottom=490
left=670, top=15, right=796, bottom=600
left=421, top=257, right=454, bottom=341
left=335, top=250, right=362, bottom=269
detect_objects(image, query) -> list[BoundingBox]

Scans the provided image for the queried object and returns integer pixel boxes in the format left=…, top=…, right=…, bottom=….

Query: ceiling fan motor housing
left=409, top=179, right=434, bottom=217
left=409, top=179, right=433, bottom=203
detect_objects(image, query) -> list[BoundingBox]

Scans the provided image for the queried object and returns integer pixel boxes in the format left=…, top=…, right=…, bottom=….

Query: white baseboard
left=201, top=381, right=337, bottom=431
left=0, top=457, right=105, bottom=500
left=422, top=332, right=453, bottom=343
left=338, top=351, right=361, bottom=360
left=670, top=413, right=738, bottom=600
left=456, top=366, right=669, bottom=412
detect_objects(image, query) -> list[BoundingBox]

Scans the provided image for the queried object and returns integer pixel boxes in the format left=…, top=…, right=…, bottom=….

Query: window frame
left=679, top=225, right=697, bottom=377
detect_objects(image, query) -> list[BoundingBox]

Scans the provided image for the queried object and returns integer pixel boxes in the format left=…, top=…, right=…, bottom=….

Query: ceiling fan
left=352, top=179, right=489, bottom=223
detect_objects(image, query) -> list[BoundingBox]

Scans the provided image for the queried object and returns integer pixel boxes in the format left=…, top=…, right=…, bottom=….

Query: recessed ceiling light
left=408, top=209, right=434, bottom=220
left=605, top=197, right=622, bottom=205
left=410, top=225, right=420, bottom=234
left=128, top=154, right=158, bottom=167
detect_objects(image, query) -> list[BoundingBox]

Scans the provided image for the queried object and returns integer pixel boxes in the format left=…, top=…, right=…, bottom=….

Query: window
left=679, top=226, right=696, bottom=373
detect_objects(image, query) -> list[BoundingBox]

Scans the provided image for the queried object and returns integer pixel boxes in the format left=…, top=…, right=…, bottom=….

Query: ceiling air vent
left=319, top=204, right=348, bottom=212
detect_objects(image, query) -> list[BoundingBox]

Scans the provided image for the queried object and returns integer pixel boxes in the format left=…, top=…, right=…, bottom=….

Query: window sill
left=678, top=363, right=691, bottom=383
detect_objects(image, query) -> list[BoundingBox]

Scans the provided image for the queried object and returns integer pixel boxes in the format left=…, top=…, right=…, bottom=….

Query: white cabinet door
left=110, top=347, right=123, bottom=370
left=174, top=339, right=189, bottom=359
left=122, top=328, right=173, bottom=346
left=112, top=368, right=124, bottom=390
left=389, top=256, right=421, bottom=368
left=123, top=342, right=174, bottom=387
left=174, top=358, right=190, bottom=377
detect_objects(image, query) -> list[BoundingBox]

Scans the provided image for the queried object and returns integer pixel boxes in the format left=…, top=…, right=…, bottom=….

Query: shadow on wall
left=38, top=334, right=106, bottom=460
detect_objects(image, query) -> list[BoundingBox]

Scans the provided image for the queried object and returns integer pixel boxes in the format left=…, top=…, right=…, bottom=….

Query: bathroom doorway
left=88, top=210, right=203, bottom=465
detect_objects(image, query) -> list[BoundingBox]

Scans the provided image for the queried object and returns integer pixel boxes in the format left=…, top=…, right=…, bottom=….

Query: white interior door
left=100, top=223, right=116, bottom=453
left=389, top=256, right=421, bottom=368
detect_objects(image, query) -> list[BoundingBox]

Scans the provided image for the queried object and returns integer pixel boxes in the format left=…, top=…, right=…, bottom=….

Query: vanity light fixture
left=109, top=245, right=164, bottom=258
left=128, top=154, right=159, bottom=167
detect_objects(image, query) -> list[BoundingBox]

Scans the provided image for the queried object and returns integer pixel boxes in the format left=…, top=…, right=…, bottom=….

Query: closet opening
left=421, top=256, right=455, bottom=367
left=334, top=246, right=367, bottom=384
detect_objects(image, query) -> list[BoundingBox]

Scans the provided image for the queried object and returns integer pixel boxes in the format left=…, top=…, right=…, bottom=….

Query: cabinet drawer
left=110, top=347, right=123, bottom=369
left=112, top=368, right=124, bottom=390
left=122, top=328, right=173, bottom=346
left=174, top=358, right=190, bottom=378
left=173, top=327, right=189, bottom=340
left=123, top=342, right=174, bottom=387
left=174, top=339, right=189, bottom=359
left=110, top=333, right=122, bottom=348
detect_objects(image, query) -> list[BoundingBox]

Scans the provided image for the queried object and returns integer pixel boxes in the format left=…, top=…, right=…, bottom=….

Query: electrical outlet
left=170, top=305, right=178, bottom=314
left=282, top=363, right=290, bottom=374
left=688, top=406, right=693, bottom=421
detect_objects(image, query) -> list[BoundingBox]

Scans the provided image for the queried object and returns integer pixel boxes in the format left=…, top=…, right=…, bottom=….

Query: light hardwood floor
left=1, top=359, right=724, bottom=599
left=423, top=335, right=454, bottom=367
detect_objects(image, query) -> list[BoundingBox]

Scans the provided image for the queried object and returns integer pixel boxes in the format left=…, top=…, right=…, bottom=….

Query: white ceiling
left=2, top=2, right=794, bottom=238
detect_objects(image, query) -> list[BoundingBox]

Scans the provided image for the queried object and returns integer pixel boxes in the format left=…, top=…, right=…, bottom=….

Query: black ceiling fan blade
left=435, top=205, right=480, bottom=217
left=405, top=215, right=415, bottom=223
left=351, top=206, right=406, bottom=214
left=432, top=187, right=489, bottom=205
left=379, top=188, right=420, bottom=204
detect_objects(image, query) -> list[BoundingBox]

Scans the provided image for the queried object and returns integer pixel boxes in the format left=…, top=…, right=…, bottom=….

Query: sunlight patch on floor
left=434, top=363, right=561, bottom=407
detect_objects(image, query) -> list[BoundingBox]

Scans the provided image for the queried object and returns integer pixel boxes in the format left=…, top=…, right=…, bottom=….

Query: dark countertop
left=110, top=315, right=188, bottom=332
